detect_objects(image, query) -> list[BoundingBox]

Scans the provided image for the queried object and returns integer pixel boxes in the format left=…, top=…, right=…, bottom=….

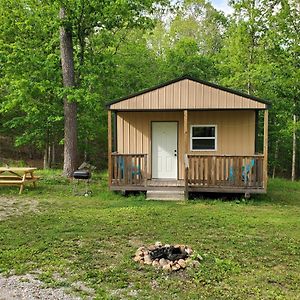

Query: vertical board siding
left=188, top=110, right=256, bottom=155
left=110, top=79, right=266, bottom=110
left=143, top=93, right=149, bottom=110
left=117, top=111, right=183, bottom=179
left=181, top=80, right=188, bottom=108
left=116, top=110, right=256, bottom=179
left=190, top=80, right=196, bottom=108
left=165, top=84, right=172, bottom=108
left=174, top=83, right=180, bottom=108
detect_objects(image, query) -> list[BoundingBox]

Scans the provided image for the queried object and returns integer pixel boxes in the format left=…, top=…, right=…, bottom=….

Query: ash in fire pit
left=150, top=245, right=188, bottom=261
left=134, top=242, right=199, bottom=272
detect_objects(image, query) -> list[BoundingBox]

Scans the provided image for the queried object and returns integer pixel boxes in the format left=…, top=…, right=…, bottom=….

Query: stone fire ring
left=133, top=242, right=200, bottom=272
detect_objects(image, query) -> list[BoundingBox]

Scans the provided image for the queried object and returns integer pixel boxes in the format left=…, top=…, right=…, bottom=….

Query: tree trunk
left=43, top=148, right=49, bottom=169
left=43, top=131, right=50, bottom=169
left=291, top=113, right=297, bottom=181
left=60, top=7, right=78, bottom=177
left=52, top=142, right=56, bottom=166
left=84, top=137, right=88, bottom=162
left=48, top=143, right=52, bottom=168
left=272, top=139, right=279, bottom=179
left=44, top=143, right=49, bottom=170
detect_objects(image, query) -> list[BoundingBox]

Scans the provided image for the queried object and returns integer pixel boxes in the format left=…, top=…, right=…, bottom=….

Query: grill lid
left=73, top=170, right=91, bottom=179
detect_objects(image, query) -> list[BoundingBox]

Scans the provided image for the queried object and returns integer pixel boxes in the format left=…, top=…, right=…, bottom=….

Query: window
left=190, top=125, right=217, bottom=151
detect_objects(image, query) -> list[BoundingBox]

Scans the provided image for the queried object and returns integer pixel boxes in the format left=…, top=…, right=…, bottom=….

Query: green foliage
left=0, top=0, right=62, bottom=149
left=0, top=0, right=299, bottom=177
left=217, top=0, right=299, bottom=177
left=164, top=37, right=217, bottom=79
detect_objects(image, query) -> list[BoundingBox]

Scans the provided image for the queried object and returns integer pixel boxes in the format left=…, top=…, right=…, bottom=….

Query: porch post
left=108, top=110, right=112, bottom=185
left=263, top=109, right=268, bottom=189
left=184, top=110, right=189, bottom=199
left=113, top=111, right=117, bottom=152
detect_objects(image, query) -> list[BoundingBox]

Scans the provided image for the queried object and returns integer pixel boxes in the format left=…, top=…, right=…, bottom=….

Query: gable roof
left=107, top=75, right=270, bottom=110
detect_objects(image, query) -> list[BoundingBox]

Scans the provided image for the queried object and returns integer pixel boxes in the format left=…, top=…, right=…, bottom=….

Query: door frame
left=151, top=121, right=179, bottom=180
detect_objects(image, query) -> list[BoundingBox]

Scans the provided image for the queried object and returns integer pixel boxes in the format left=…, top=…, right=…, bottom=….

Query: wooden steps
left=146, top=190, right=185, bottom=201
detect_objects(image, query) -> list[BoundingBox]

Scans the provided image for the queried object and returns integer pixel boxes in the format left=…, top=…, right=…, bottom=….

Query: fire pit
left=134, top=242, right=198, bottom=272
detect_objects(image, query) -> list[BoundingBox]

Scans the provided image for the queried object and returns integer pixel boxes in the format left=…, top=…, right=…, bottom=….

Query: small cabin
left=106, top=76, right=269, bottom=199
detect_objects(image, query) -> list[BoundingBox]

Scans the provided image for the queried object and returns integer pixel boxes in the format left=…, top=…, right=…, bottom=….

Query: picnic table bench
left=0, top=167, right=39, bottom=194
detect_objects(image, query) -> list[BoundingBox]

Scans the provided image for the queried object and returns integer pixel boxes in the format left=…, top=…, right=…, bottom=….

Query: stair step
left=146, top=190, right=185, bottom=201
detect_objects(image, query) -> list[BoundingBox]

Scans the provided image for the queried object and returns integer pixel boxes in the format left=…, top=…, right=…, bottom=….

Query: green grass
left=0, top=171, right=299, bottom=299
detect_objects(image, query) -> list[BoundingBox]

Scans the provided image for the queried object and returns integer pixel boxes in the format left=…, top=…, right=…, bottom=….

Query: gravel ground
left=0, top=197, right=96, bottom=299
left=0, top=196, right=39, bottom=221
left=0, top=274, right=82, bottom=300
left=0, top=198, right=86, bottom=299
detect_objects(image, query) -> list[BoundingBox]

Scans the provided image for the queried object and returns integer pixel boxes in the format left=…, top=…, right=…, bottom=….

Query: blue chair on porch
left=117, top=156, right=142, bottom=179
left=117, top=156, right=125, bottom=179
left=229, top=159, right=255, bottom=183
left=229, top=165, right=235, bottom=182
left=132, top=164, right=141, bottom=177
left=242, top=159, right=255, bottom=183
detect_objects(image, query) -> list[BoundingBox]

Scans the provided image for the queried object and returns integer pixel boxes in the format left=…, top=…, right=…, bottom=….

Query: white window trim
left=190, top=125, right=217, bottom=151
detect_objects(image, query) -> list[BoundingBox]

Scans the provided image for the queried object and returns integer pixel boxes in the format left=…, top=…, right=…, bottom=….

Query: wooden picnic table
left=0, top=167, right=39, bottom=194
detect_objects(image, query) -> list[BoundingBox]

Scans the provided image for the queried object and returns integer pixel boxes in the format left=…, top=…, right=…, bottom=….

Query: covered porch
left=107, top=108, right=268, bottom=198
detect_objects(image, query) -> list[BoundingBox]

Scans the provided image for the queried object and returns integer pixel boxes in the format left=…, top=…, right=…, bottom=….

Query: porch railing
left=184, top=154, right=264, bottom=189
left=111, top=153, right=147, bottom=186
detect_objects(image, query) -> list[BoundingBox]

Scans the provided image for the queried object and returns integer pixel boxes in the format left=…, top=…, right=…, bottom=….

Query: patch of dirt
left=0, top=196, right=39, bottom=221
left=128, top=238, right=145, bottom=248
left=110, top=283, right=139, bottom=299
left=0, top=274, right=81, bottom=300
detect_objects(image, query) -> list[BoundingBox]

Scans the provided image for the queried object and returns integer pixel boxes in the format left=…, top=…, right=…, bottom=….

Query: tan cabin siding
left=110, top=79, right=266, bottom=110
left=116, top=110, right=256, bottom=180
left=188, top=111, right=255, bottom=155
left=116, top=111, right=184, bottom=180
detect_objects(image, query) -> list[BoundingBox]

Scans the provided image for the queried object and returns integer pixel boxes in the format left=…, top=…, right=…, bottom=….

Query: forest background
left=0, top=0, right=299, bottom=180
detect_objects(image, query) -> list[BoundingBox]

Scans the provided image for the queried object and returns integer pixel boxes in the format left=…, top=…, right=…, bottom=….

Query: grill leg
left=73, top=178, right=92, bottom=196
left=72, top=179, right=80, bottom=195
left=84, top=179, right=92, bottom=196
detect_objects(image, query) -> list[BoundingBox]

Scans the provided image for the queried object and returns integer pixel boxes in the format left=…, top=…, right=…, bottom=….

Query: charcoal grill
left=73, top=169, right=92, bottom=196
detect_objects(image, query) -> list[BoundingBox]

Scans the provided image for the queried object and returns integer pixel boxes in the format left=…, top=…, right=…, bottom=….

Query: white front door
left=152, top=122, right=178, bottom=179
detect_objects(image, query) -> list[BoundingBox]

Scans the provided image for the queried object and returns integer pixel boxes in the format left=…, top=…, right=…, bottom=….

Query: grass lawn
left=0, top=171, right=299, bottom=299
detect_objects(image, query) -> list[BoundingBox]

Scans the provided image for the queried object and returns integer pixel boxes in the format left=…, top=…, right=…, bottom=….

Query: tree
left=0, top=0, right=63, bottom=168
left=218, top=0, right=300, bottom=179
left=1, top=0, right=298, bottom=180
left=56, top=0, right=167, bottom=176
left=59, top=6, right=78, bottom=177
left=148, top=0, right=226, bottom=81
left=0, top=0, right=169, bottom=173
left=260, top=0, right=300, bottom=179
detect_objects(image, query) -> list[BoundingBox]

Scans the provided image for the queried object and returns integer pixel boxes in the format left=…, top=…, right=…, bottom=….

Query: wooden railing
left=111, top=153, right=147, bottom=186
left=184, top=154, right=264, bottom=189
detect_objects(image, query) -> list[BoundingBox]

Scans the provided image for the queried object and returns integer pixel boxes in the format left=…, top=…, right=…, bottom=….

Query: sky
left=210, top=0, right=234, bottom=15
